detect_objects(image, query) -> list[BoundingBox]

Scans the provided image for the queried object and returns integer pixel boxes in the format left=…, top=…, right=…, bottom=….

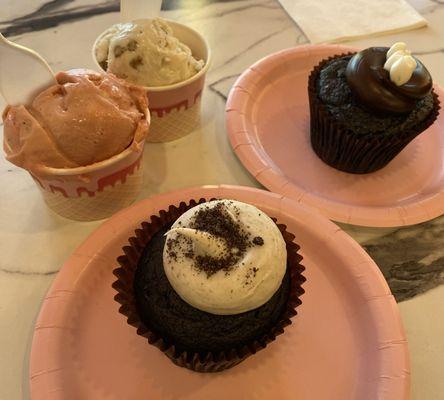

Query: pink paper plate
left=226, top=44, right=444, bottom=227
left=29, top=185, right=409, bottom=400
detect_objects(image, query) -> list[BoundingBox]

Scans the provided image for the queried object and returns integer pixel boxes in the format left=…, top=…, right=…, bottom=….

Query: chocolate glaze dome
left=345, top=46, right=432, bottom=114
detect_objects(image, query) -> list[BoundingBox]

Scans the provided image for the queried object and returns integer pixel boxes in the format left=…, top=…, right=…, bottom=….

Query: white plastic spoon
left=0, top=32, right=56, bottom=106
left=120, top=0, right=162, bottom=22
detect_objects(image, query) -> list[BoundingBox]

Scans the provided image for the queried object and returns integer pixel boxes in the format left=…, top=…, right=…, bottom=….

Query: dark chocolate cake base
left=134, top=225, right=291, bottom=355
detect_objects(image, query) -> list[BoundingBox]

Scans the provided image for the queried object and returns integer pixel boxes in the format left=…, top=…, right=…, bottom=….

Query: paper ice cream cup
left=92, top=19, right=211, bottom=143
left=30, top=136, right=148, bottom=222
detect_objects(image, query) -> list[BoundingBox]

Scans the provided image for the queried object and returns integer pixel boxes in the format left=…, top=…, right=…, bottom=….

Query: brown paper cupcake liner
left=112, top=198, right=306, bottom=372
left=308, top=53, right=441, bottom=174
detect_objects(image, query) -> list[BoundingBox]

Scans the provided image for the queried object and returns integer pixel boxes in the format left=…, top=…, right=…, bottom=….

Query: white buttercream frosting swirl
left=384, top=42, right=417, bottom=86
left=163, top=200, right=287, bottom=315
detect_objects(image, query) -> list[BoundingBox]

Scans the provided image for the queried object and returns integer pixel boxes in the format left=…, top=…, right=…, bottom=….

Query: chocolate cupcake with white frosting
left=113, top=199, right=305, bottom=372
left=308, top=42, right=440, bottom=174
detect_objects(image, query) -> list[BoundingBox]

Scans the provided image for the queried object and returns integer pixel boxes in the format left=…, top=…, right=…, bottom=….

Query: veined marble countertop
left=0, top=0, right=443, bottom=399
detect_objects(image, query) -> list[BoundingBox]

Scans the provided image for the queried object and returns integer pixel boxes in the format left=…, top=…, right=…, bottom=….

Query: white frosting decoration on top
left=163, top=200, right=288, bottom=315
left=384, top=42, right=417, bottom=86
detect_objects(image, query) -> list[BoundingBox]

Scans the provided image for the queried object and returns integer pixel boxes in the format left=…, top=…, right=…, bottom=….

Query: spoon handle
left=0, top=33, right=56, bottom=106
left=120, top=0, right=162, bottom=22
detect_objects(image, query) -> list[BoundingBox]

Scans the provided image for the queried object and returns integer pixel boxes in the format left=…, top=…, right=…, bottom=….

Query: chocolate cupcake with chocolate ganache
left=308, top=42, right=440, bottom=173
left=113, top=199, right=305, bottom=372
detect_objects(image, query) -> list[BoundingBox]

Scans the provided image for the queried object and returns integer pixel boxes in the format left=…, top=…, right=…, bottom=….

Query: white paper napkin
left=278, top=0, right=427, bottom=44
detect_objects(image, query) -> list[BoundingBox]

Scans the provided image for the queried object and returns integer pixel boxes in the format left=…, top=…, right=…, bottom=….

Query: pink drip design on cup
left=30, top=154, right=143, bottom=198
left=32, top=146, right=143, bottom=194
left=150, top=89, right=203, bottom=118
left=25, top=124, right=149, bottom=221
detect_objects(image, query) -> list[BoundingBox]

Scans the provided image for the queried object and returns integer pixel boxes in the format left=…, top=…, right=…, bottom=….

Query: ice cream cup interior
left=92, top=18, right=211, bottom=93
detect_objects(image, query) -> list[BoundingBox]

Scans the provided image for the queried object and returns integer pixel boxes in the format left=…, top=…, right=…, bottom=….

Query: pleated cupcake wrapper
left=112, top=198, right=306, bottom=373
left=308, top=53, right=441, bottom=174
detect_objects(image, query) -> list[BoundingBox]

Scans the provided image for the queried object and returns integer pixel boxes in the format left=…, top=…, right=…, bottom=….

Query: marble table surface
left=1, top=0, right=443, bottom=399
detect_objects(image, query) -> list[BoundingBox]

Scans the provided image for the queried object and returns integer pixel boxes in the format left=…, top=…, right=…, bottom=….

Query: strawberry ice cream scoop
left=3, top=69, right=149, bottom=173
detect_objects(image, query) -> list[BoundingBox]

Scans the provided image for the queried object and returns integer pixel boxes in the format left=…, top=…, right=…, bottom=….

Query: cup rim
left=35, top=139, right=144, bottom=177
left=91, top=18, right=212, bottom=92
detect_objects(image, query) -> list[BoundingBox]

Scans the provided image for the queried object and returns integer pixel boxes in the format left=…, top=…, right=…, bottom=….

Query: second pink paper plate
left=29, top=185, right=408, bottom=400
left=226, top=44, right=444, bottom=227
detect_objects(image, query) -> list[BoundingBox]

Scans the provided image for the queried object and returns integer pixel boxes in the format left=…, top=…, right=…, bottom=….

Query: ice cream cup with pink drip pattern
left=92, top=18, right=211, bottom=143
left=29, top=138, right=148, bottom=221
left=3, top=69, right=151, bottom=221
